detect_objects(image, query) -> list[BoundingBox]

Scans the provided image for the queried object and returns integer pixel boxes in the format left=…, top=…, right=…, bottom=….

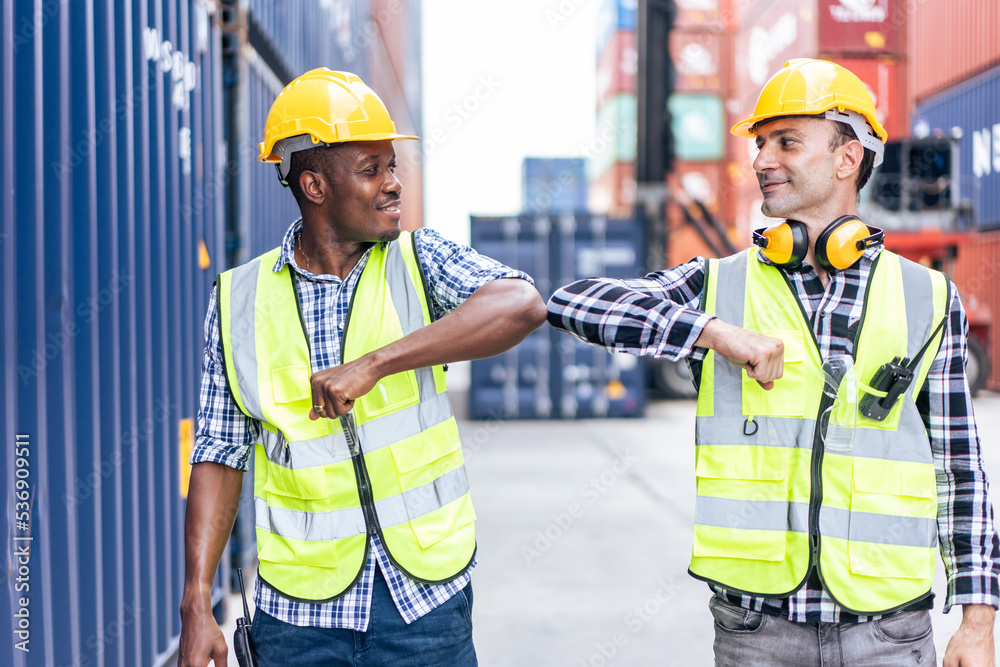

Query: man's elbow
left=514, top=283, right=548, bottom=333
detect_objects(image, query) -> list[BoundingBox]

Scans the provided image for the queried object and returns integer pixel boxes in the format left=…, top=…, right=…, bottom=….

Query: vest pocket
left=742, top=330, right=806, bottom=417
left=388, top=426, right=462, bottom=476
left=258, top=533, right=339, bottom=567
left=271, top=365, right=312, bottom=404
left=847, top=461, right=937, bottom=578
left=693, top=446, right=789, bottom=561
left=408, top=493, right=476, bottom=550
left=262, top=465, right=330, bottom=503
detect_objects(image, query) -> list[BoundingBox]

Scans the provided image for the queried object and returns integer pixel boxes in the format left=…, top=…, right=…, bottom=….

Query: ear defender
left=752, top=220, right=809, bottom=267
left=814, top=215, right=884, bottom=271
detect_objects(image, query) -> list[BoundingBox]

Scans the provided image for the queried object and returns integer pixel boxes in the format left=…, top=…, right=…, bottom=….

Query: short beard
left=377, top=228, right=402, bottom=243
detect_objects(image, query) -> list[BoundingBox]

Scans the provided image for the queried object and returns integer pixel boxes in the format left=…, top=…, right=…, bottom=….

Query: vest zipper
left=777, top=269, right=828, bottom=577
left=341, top=412, right=379, bottom=535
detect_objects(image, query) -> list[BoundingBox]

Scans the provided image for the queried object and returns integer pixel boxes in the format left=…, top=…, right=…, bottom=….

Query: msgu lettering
left=142, top=26, right=198, bottom=111
left=972, top=123, right=1000, bottom=178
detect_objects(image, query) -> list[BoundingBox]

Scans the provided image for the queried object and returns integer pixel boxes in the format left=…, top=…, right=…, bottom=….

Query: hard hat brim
left=730, top=105, right=887, bottom=142
left=258, top=132, right=420, bottom=163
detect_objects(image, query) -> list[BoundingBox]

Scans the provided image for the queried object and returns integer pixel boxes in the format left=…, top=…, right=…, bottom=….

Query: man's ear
left=298, top=170, right=328, bottom=206
left=836, top=139, right=865, bottom=183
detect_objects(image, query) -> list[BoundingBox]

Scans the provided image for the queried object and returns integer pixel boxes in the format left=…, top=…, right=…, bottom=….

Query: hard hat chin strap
left=825, top=108, right=884, bottom=168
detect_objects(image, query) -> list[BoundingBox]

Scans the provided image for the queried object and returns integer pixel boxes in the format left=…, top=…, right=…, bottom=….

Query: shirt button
left=338, top=321, right=344, bottom=329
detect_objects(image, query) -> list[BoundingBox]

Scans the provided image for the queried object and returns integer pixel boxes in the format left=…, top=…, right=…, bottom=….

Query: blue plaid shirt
left=194, top=219, right=531, bottom=629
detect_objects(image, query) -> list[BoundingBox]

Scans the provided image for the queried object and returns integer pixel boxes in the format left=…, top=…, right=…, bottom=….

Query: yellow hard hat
left=258, top=68, right=418, bottom=184
left=732, top=59, right=886, bottom=166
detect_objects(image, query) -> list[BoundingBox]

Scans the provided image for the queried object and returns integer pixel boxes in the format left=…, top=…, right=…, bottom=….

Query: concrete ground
left=218, top=391, right=1000, bottom=666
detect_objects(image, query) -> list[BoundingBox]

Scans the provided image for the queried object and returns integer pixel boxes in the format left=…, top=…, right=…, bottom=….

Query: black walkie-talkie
left=233, top=568, right=258, bottom=667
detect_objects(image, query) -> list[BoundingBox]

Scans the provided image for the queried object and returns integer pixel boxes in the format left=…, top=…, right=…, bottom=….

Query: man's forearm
left=370, top=278, right=546, bottom=375
left=181, top=462, right=245, bottom=608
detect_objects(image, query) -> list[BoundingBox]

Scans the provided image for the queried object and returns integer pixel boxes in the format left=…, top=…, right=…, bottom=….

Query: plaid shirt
left=547, top=246, right=1000, bottom=623
left=193, top=219, right=531, bottom=629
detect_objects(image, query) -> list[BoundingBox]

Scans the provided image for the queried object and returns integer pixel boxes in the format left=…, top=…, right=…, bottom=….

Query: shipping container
left=670, top=30, right=730, bottom=93
left=829, top=56, right=907, bottom=140
left=669, top=93, right=726, bottom=161
left=914, top=64, right=1000, bottom=230
left=1, top=1, right=423, bottom=665
left=596, top=29, right=637, bottom=109
left=816, top=0, right=902, bottom=56
left=469, top=215, right=648, bottom=419
left=908, top=0, right=1000, bottom=103
left=589, top=161, right=637, bottom=216
left=1, top=1, right=226, bottom=665
left=590, top=93, right=638, bottom=178
left=522, top=158, right=588, bottom=215
left=733, top=0, right=818, bottom=113
left=596, top=0, right=638, bottom=58
left=675, top=0, right=727, bottom=32
left=950, top=231, right=1000, bottom=391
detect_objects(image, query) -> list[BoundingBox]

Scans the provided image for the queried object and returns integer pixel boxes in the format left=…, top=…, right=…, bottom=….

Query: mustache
left=757, top=174, right=787, bottom=186
left=376, top=196, right=401, bottom=208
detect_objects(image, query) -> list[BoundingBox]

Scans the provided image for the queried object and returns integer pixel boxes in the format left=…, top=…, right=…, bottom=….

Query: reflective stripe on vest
left=218, top=232, right=476, bottom=602
left=690, top=248, right=947, bottom=614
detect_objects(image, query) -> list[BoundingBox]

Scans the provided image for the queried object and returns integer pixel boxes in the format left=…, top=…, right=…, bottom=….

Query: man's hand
left=695, top=319, right=785, bottom=390
left=309, top=355, right=380, bottom=419
left=944, top=604, right=996, bottom=667
left=178, top=586, right=229, bottom=667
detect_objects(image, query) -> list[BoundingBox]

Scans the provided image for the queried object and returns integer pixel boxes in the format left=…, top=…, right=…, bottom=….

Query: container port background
left=2, top=0, right=1000, bottom=665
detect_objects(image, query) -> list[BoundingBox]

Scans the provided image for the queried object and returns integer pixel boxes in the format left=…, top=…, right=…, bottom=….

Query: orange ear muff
left=752, top=220, right=809, bottom=267
left=815, top=215, right=884, bottom=271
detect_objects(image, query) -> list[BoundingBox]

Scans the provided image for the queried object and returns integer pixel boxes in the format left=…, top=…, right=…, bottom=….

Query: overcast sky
left=421, top=1, right=601, bottom=245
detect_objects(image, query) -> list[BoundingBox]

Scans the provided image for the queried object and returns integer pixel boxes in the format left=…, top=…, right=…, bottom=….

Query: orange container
left=589, top=162, right=637, bottom=216
left=909, top=0, right=1000, bottom=103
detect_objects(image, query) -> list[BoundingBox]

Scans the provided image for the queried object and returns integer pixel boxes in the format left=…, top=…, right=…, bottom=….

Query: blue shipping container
left=469, top=214, right=647, bottom=420
left=1, top=1, right=226, bottom=665
left=915, top=64, right=1000, bottom=229
left=596, top=0, right=638, bottom=59
left=1, top=1, right=412, bottom=665
left=522, top=157, right=588, bottom=216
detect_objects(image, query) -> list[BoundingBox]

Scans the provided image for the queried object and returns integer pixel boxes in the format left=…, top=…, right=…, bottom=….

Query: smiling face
left=323, top=139, right=404, bottom=244
left=752, top=116, right=849, bottom=223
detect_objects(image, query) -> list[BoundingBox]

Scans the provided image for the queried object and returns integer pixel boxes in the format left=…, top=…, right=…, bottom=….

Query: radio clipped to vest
left=860, top=282, right=951, bottom=421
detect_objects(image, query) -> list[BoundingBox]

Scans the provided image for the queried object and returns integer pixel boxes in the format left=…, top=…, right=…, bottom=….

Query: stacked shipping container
left=906, top=0, right=1000, bottom=389
left=665, top=0, right=737, bottom=266
left=590, top=0, right=638, bottom=214
left=0, top=1, right=424, bottom=665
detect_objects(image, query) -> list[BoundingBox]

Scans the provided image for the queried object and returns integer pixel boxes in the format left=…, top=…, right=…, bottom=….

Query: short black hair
left=829, top=121, right=876, bottom=193
left=285, top=144, right=346, bottom=207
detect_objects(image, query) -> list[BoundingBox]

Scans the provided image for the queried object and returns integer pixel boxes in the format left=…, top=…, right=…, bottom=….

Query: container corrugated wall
left=950, top=231, right=1000, bottom=391
left=469, top=214, right=648, bottom=420
left=909, top=0, right=1000, bottom=103
left=1, top=1, right=225, bottom=665
left=3, top=1, right=424, bottom=664
left=915, top=64, right=1000, bottom=230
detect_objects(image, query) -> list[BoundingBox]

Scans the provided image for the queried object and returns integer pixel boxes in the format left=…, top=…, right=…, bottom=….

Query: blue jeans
left=250, top=569, right=477, bottom=667
left=709, top=594, right=936, bottom=667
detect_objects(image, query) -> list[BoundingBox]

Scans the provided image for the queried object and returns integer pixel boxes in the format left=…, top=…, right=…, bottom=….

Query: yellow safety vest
left=217, top=232, right=476, bottom=602
left=690, top=248, right=949, bottom=614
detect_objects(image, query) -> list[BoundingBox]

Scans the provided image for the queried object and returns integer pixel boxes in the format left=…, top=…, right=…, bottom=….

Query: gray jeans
left=709, top=594, right=937, bottom=667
